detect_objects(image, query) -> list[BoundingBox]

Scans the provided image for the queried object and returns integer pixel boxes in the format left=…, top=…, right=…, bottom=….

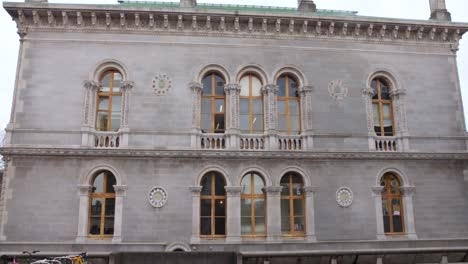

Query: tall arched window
left=200, top=172, right=226, bottom=238
left=88, top=171, right=116, bottom=239
left=241, top=172, right=266, bottom=237
left=280, top=173, right=305, bottom=236
left=96, top=70, right=122, bottom=131
left=201, top=72, right=226, bottom=133
left=240, top=74, right=263, bottom=134
left=380, top=173, right=404, bottom=234
left=277, top=74, right=300, bottom=134
left=372, top=78, right=394, bottom=137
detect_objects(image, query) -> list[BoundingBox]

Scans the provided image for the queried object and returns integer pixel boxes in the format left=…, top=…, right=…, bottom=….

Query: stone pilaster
left=264, top=186, right=282, bottom=241
left=390, top=89, right=409, bottom=151
left=190, top=82, right=203, bottom=148
left=299, top=86, right=314, bottom=150
left=302, top=186, right=317, bottom=242
left=224, top=84, right=241, bottom=149
left=371, top=186, right=386, bottom=240
left=189, top=186, right=202, bottom=243
left=120, top=81, right=135, bottom=129
left=112, top=185, right=127, bottom=243
left=401, top=186, right=417, bottom=239
left=225, top=186, right=242, bottom=242
left=262, top=85, right=279, bottom=150
left=81, top=81, right=100, bottom=147
left=76, top=184, right=93, bottom=242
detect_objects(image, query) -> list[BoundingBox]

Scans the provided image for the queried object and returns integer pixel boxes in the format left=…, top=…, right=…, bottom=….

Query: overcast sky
left=0, top=0, right=467, bottom=131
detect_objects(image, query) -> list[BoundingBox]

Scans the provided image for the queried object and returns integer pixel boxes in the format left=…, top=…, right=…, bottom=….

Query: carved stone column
left=298, top=86, right=314, bottom=151
left=190, top=82, right=203, bottom=148
left=303, top=186, right=317, bottom=242
left=119, top=81, right=134, bottom=147
left=112, top=185, right=127, bottom=243
left=81, top=81, right=100, bottom=147
left=262, top=85, right=279, bottom=150
left=225, top=186, right=243, bottom=242
left=76, top=185, right=93, bottom=242
left=189, top=186, right=202, bottom=243
left=362, top=87, right=376, bottom=150
left=224, top=84, right=241, bottom=149
left=264, top=186, right=282, bottom=241
left=390, top=89, right=409, bottom=151
left=401, top=186, right=417, bottom=239
left=371, top=186, right=386, bottom=240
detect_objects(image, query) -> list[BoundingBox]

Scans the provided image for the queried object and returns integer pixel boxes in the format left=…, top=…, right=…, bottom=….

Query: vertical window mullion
left=250, top=174, right=255, bottom=235
left=289, top=175, right=294, bottom=235
left=211, top=173, right=215, bottom=237
left=211, top=74, right=215, bottom=133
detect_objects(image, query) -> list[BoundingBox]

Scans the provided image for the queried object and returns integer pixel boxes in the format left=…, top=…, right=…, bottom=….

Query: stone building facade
left=1, top=0, right=468, bottom=263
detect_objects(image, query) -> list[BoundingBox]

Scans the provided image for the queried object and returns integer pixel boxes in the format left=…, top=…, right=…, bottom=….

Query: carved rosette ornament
left=336, top=187, right=353, bottom=207
left=148, top=186, right=168, bottom=208
left=152, top=74, right=172, bottom=96
left=328, top=80, right=348, bottom=103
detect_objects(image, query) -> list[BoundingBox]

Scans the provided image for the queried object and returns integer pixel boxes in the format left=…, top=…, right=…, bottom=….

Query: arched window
left=277, top=74, right=300, bottom=134
left=372, top=78, right=394, bottom=137
left=88, top=171, right=116, bottom=239
left=96, top=70, right=122, bottom=131
left=201, top=72, right=226, bottom=133
left=380, top=173, right=404, bottom=234
left=241, top=172, right=266, bottom=237
left=200, top=172, right=226, bottom=238
left=240, top=74, right=263, bottom=134
left=280, top=173, right=305, bottom=236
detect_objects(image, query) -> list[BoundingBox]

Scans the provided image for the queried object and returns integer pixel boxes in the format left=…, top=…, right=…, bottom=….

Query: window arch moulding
left=81, top=60, right=134, bottom=149
left=363, top=69, right=409, bottom=152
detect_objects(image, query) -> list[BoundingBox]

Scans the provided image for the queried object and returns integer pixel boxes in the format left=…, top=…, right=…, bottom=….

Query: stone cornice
left=4, top=3, right=468, bottom=45
left=2, top=147, right=468, bottom=161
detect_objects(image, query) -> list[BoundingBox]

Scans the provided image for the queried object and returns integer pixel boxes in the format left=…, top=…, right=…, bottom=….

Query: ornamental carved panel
left=152, top=74, right=172, bottom=96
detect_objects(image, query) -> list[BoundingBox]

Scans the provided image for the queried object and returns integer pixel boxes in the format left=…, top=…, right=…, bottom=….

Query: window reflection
left=96, top=71, right=122, bottom=132
left=88, top=171, right=116, bottom=238
left=241, top=173, right=265, bottom=237
left=239, top=74, right=264, bottom=134
left=201, top=72, right=226, bottom=133
left=381, top=173, right=404, bottom=234
left=372, top=78, right=394, bottom=136
left=200, top=172, right=226, bottom=238
left=277, top=74, right=300, bottom=134
left=280, top=173, right=305, bottom=236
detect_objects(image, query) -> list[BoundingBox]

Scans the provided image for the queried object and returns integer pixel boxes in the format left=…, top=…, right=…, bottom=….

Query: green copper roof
left=117, top=1, right=358, bottom=16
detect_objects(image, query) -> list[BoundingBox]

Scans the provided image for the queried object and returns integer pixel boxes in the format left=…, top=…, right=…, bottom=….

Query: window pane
left=289, top=100, right=299, bottom=115
left=292, top=174, right=303, bottom=183
left=105, top=198, right=115, bottom=216
left=214, top=114, right=225, bottom=132
left=253, top=114, right=263, bottom=132
left=89, top=217, right=101, bottom=235
left=97, top=112, right=109, bottom=131
left=215, top=199, right=226, bottom=217
left=200, top=217, right=211, bottom=235
left=278, top=116, right=287, bottom=132
left=251, top=76, right=262, bottom=97
left=383, top=104, right=391, bottom=117
left=254, top=199, right=265, bottom=217
left=241, top=199, right=251, bottom=217
left=240, top=99, right=249, bottom=114
left=288, top=78, right=298, bottom=97
left=280, top=182, right=289, bottom=196
left=103, top=216, right=114, bottom=235
left=277, top=77, right=286, bottom=97
left=201, top=98, right=212, bottom=114
left=202, top=75, right=212, bottom=95
left=294, top=217, right=304, bottom=232
left=113, top=73, right=122, bottom=92
left=90, top=198, right=103, bottom=216
left=392, top=198, right=402, bottom=217
left=241, top=217, right=252, bottom=235
left=381, top=81, right=390, bottom=99
left=201, top=199, right=211, bottom=217
left=215, top=75, right=225, bottom=96
left=214, top=217, right=225, bottom=235
left=93, top=173, right=104, bottom=193
left=277, top=101, right=286, bottom=114
left=281, top=199, right=291, bottom=232
left=200, top=175, right=212, bottom=195
left=240, top=115, right=250, bottom=132
left=383, top=215, right=390, bottom=233
left=110, top=114, right=121, bottom=132
left=371, top=80, right=378, bottom=99
left=372, top=104, right=380, bottom=126
left=215, top=99, right=225, bottom=113
left=105, top=175, right=116, bottom=193
left=393, top=215, right=403, bottom=233
left=98, top=97, right=109, bottom=111
left=255, top=217, right=265, bottom=235
left=240, top=76, right=250, bottom=97
left=293, top=199, right=304, bottom=216
left=100, top=73, right=111, bottom=92
left=201, top=114, right=212, bottom=132
left=215, top=176, right=225, bottom=195
left=290, top=115, right=300, bottom=134
left=253, top=99, right=262, bottom=114
left=242, top=176, right=252, bottom=194
left=111, top=96, right=122, bottom=112
left=253, top=174, right=264, bottom=194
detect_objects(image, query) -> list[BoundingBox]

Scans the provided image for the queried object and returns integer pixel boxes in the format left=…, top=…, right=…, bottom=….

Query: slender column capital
left=113, top=185, right=127, bottom=197
left=121, top=81, right=135, bottom=91
left=390, top=88, right=407, bottom=98
left=401, top=186, right=416, bottom=196
left=262, top=84, right=279, bottom=95
left=189, top=82, right=203, bottom=93
left=224, top=83, right=241, bottom=93
left=371, top=186, right=384, bottom=196
left=302, top=186, right=318, bottom=194
left=17, top=27, right=28, bottom=40
left=83, top=80, right=100, bottom=91
left=189, top=186, right=203, bottom=195
left=298, top=85, right=314, bottom=96
left=225, top=186, right=243, bottom=196
left=263, top=186, right=283, bottom=195
left=77, top=184, right=93, bottom=196
left=362, top=87, right=374, bottom=97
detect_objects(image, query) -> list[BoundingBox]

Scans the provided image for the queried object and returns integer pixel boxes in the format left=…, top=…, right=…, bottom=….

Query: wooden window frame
left=201, top=73, right=226, bottom=133
left=240, top=74, right=264, bottom=134
left=88, top=171, right=116, bottom=240
left=280, top=173, right=306, bottom=237
left=96, top=70, right=123, bottom=132
left=277, top=75, right=301, bottom=134
left=372, top=78, right=395, bottom=137
left=241, top=173, right=266, bottom=238
left=381, top=173, right=405, bottom=235
left=200, top=173, right=226, bottom=239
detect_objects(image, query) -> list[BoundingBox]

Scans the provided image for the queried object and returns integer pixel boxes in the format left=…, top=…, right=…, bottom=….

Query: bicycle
left=29, top=252, right=86, bottom=264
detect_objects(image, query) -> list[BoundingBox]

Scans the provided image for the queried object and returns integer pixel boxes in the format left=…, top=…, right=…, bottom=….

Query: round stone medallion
left=336, top=187, right=353, bottom=207
left=152, top=74, right=172, bottom=96
left=148, top=186, right=168, bottom=208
